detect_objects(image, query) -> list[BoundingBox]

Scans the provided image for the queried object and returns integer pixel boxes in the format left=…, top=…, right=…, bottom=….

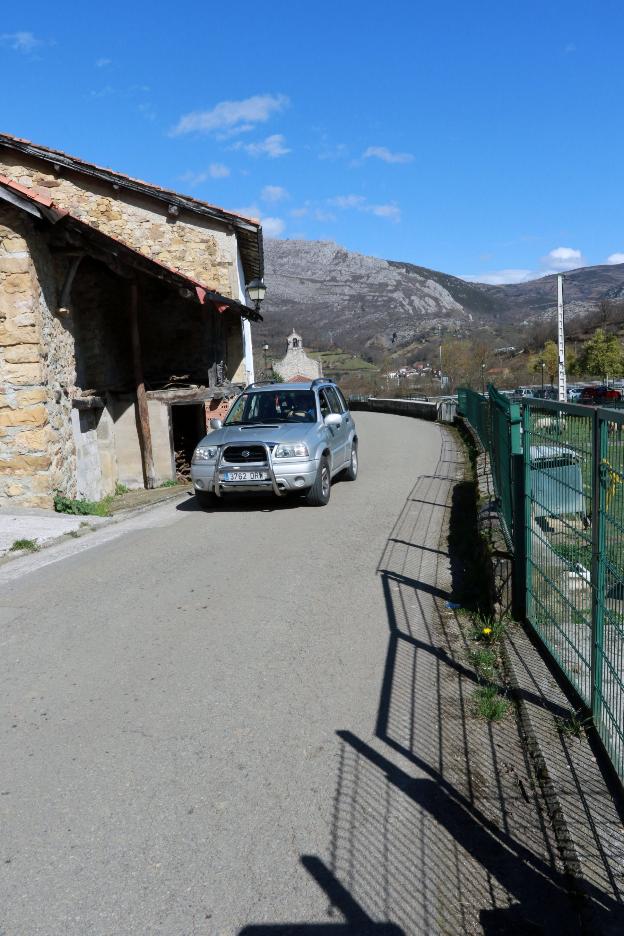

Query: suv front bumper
left=191, top=453, right=319, bottom=497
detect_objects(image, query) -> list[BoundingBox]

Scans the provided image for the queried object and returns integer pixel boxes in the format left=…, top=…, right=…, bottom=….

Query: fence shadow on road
left=239, top=432, right=621, bottom=933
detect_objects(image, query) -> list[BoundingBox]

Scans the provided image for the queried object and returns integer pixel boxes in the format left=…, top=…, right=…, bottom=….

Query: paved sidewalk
left=0, top=485, right=191, bottom=558
left=0, top=507, right=106, bottom=555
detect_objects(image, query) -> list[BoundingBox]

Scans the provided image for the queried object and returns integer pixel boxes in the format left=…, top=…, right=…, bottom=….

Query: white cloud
left=261, top=185, right=288, bottom=203
left=607, top=252, right=624, bottom=265
left=290, top=205, right=309, bottom=218
left=208, top=162, right=230, bottom=178
left=541, top=246, right=583, bottom=271
left=180, top=164, right=231, bottom=186
left=318, top=141, right=349, bottom=161
left=0, top=31, right=44, bottom=53
left=462, top=269, right=536, bottom=285
left=370, top=203, right=401, bottom=222
left=238, top=134, right=291, bottom=158
left=96, top=56, right=112, bottom=67
left=328, top=194, right=366, bottom=209
left=464, top=245, right=588, bottom=285
left=328, top=194, right=400, bottom=222
left=235, top=203, right=284, bottom=238
left=314, top=209, right=336, bottom=222
left=262, top=216, right=285, bottom=238
left=170, top=93, right=289, bottom=137
left=363, top=145, right=414, bottom=164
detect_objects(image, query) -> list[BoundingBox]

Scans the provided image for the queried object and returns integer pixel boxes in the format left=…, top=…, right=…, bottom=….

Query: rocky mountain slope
left=259, top=238, right=624, bottom=355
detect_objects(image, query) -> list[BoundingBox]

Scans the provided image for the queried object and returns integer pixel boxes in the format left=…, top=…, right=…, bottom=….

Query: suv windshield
left=224, top=389, right=318, bottom=425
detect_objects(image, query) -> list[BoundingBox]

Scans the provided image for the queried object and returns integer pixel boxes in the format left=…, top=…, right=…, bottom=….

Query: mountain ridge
left=259, top=238, right=624, bottom=356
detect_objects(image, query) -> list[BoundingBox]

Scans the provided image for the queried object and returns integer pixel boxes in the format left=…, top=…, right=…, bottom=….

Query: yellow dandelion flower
left=483, top=627, right=492, bottom=636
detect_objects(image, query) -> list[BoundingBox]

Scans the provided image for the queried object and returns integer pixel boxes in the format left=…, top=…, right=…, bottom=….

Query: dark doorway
left=171, top=404, right=206, bottom=480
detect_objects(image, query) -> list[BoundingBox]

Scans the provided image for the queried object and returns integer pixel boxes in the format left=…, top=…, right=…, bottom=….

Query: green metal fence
left=457, top=386, right=521, bottom=544
left=459, top=388, right=624, bottom=785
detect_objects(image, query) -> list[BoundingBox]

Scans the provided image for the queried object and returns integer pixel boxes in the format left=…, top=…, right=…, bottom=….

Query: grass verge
left=9, top=538, right=39, bottom=552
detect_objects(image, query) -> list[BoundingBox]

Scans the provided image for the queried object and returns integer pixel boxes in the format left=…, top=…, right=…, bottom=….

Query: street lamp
left=262, top=342, right=270, bottom=373
left=540, top=361, right=545, bottom=396
left=245, top=277, right=267, bottom=313
left=481, top=363, right=486, bottom=395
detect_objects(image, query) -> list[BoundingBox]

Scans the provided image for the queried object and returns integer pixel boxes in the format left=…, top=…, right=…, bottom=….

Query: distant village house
left=0, top=134, right=264, bottom=507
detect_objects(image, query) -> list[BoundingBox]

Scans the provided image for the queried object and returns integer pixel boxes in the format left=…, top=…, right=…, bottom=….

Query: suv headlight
left=192, top=445, right=218, bottom=463
left=273, top=442, right=309, bottom=458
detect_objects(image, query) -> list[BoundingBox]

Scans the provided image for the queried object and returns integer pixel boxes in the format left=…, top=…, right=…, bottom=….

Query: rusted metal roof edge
left=0, top=175, right=261, bottom=322
left=0, top=133, right=264, bottom=281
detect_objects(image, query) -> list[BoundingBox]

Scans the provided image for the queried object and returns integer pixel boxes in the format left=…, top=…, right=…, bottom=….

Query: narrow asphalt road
left=0, top=413, right=578, bottom=934
left=0, top=413, right=441, bottom=934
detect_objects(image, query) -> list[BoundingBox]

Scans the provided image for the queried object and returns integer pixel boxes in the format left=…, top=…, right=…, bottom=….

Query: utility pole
left=557, top=274, right=567, bottom=403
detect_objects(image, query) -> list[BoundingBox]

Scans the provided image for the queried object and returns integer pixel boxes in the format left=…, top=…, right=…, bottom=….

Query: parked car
left=567, top=386, right=583, bottom=402
left=579, top=385, right=622, bottom=404
left=191, top=379, right=358, bottom=508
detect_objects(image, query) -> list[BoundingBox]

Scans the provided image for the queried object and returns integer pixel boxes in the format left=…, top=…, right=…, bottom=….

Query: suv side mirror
left=210, top=418, right=223, bottom=430
left=324, top=413, right=342, bottom=428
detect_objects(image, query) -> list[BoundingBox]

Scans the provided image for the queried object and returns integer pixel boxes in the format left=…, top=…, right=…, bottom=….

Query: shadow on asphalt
left=239, top=432, right=621, bottom=933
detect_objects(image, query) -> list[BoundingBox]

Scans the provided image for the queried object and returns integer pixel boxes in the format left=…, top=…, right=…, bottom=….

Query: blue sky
left=1, top=0, right=623, bottom=284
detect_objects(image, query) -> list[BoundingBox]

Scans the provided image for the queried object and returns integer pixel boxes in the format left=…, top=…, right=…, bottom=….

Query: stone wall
left=0, top=151, right=239, bottom=298
left=0, top=206, right=77, bottom=507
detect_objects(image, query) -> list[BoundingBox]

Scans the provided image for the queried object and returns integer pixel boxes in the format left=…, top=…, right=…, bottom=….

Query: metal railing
left=459, top=387, right=624, bottom=785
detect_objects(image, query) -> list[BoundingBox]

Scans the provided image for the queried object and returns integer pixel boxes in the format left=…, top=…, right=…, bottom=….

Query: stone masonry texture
left=0, top=151, right=250, bottom=507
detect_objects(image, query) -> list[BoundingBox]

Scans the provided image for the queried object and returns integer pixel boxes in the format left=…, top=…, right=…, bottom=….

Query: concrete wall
left=349, top=397, right=439, bottom=421
left=109, top=396, right=173, bottom=488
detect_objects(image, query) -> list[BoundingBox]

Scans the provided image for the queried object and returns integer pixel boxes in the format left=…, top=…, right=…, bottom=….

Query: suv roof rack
left=310, top=377, right=333, bottom=390
left=243, top=379, right=277, bottom=391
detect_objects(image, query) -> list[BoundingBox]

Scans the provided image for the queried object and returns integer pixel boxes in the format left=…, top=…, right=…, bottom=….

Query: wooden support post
left=129, top=281, right=156, bottom=489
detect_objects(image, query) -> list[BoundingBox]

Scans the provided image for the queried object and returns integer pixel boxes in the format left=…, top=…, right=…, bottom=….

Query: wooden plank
left=129, top=281, right=156, bottom=489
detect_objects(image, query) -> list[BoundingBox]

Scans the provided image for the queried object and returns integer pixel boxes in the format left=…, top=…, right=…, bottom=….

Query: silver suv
left=191, top=379, right=358, bottom=507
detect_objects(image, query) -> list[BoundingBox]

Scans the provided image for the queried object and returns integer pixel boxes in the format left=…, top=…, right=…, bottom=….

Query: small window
left=334, top=387, right=348, bottom=412
left=319, top=390, right=332, bottom=418
left=325, top=387, right=343, bottom=414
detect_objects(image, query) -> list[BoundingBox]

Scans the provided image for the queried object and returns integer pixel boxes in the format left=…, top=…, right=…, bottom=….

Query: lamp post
left=262, top=343, right=270, bottom=374
left=540, top=361, right=545, bottom=396
left=245, top=277, right=267, bottom=314
left=481, top=363, right=486, bottom=395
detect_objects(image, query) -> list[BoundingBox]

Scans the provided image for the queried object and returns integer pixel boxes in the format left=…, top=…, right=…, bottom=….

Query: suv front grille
left=222, top=445, right=268, bottom=464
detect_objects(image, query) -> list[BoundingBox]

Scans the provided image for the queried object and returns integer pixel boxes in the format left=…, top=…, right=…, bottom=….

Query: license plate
left=222, top=471, right=268, bottom=481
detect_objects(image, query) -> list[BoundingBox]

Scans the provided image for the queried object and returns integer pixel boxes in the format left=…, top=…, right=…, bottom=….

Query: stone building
left=0, top=134, right=264, bottom=507
left=272, top=330, right=322, bottom=382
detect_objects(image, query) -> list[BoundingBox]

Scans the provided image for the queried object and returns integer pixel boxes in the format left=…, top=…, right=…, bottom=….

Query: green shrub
left=114, top=482, right=129, bottom=496
left=9, top=538, right=39, bottom=552
left=53, top=493, right=112, bottom=517
left=469, top=647, right=497, bottom=681
left=474, top=684, right=510, bottom=721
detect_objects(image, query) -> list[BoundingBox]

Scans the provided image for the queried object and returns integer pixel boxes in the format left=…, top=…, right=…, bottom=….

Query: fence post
left=590, top=411, right=607, bottom=721
left=522, top=404, right=533, bottom=622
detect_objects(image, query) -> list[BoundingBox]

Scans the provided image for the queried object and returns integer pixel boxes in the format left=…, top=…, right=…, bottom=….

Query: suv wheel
left=305, top=456, right=331, bottom=506
left=343, top=441, right=358, bottom=481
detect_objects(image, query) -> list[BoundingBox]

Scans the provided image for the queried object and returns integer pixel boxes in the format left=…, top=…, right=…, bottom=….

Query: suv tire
left=343, top=441, right=358, bottom=481
left=195, top=490, right=217, bottom=509
left=305, top=456, right=331, bottom=507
